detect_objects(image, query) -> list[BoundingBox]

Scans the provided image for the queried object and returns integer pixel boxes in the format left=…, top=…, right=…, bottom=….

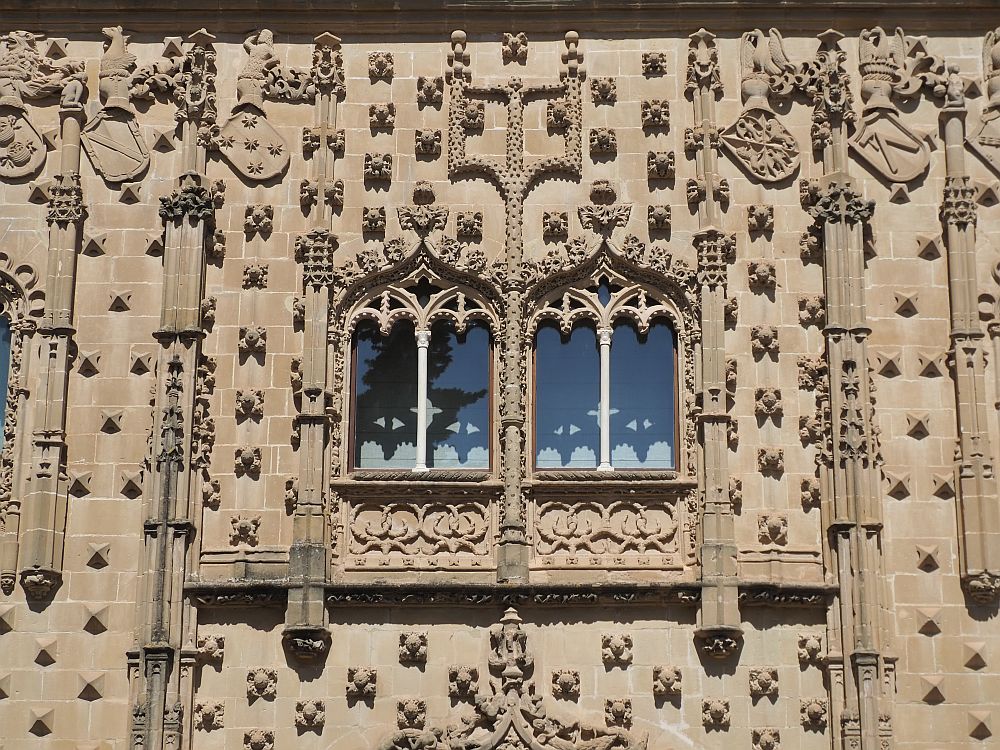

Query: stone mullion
left=940, top=96, right=1000, bottom=602
left=805, top=32, right=888, bottom=750
left=285, top=33, right=342, bottom=659
left=686, top=30, right=740, bottom=658
left=19, top=104, right=86, bottom=600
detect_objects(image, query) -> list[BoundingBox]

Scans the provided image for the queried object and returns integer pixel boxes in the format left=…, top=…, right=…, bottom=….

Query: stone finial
left=551, top=669, right=580, bottom=698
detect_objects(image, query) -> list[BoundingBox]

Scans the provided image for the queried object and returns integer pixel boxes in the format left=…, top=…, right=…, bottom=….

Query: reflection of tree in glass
left=426, top=321, right=488, bottom=467
left=354, top=320, right=418, bottom=466
left=354, top=319, right=489, bottom=468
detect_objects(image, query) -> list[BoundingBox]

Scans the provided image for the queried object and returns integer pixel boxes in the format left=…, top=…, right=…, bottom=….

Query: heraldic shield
left=0, top=104, right=45, bottom=178
left=969, top=109, right=1000, bottom=178
left=849, top=108, right=930, bottom=184
left=217, top=102, right=290, bottom=182
left=82, top=107, right=150, bottom=182
left=720, top=108, right=799, bottom=183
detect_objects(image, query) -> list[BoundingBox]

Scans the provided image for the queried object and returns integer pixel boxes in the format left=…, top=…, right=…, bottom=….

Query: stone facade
left=0, top=2, right=998, bottom=748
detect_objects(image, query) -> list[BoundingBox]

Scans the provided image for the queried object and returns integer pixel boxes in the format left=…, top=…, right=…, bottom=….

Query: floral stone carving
left=602, top=633, right=633, bottom=665
left=641, top=99, right=669, bottom=128
left=749, top=667, right=779, bottom=698
left=703, top=698, right=731, bottom=728
left=296, top=699, right=325, bottom=730
left=551, top=669, right=580, bottom=698
left=653, top=666, right=682, bottom=697
left=397, top=698, right=427, bottom=729
left=449, top=665, right=479, bottom=699
left=194, top=701, right=224, bottom=731
left=347, top=667, right=377, bottom=699
left=230, top=515, right=260, bottom=546
left=605, top=698, right=632, bottom=727
left=399, top=631, right=428, bottom=664
left=752, top=727, right=781, bottom=750
left=246, top=667, right=276, bottom=701
left=244, top=729, right=274, bottom=750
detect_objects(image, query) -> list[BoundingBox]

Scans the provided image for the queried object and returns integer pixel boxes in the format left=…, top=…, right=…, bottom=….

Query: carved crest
left=969, top=28, right=1000, bottom=177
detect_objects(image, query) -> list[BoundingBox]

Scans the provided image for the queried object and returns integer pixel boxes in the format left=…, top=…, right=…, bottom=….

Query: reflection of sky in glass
left=427, top=321, right=490, bottom=468
left=0, top=319, right=9, bottom=453
left=354, top=320, right=417, bottom=468
left=610, top=320, right=675, bottom=469
left=535, top=322, right=600, bottom=468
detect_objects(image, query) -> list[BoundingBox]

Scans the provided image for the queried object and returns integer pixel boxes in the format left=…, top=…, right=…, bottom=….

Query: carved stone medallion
left=217, top=103, right=289, bottom=181
left=0, top=105, right=45, bottom=178
left=849, top=109, right=929, bottom=183
left=968, top=109, right=1000, bottom=178
left=720, top=108, right=799, bottom=183
left=82, top=107, right=149, bottom=182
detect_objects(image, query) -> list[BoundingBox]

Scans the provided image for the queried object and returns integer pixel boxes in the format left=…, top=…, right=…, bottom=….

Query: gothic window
left=532, top=275, right=678, bottom=471
left=348, top=276, right=494, bottom=472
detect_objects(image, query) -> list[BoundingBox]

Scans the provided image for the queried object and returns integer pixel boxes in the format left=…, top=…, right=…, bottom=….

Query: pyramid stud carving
left=83, top=604, right=109, bottom=635
left=130, top=350, right=154, bottom=375
left=78, top=672, right=104, bottom=701
left=108, top=290, right=132, bottom=312
left=969, top=710, right=992, bottom=740
left=874, top=350, right=902, bottom=377
left=906, top=412, right=930, bottom=439
left=974, top=179, right=1000, bottom=206
left=932, top=473, right=956, bottom=499
left=150, top=126, right=176, bottom=151
left=86, top=542, right=110, bottom=569
left=67, top=469, right=92, bottom=497
left=964, top=641, right=987, bottom=670
left=28, top=178, right=53, bottom=203
left=161, top=37, right=184, bottom=58
left=145, top=232, right=164, bottom=256
left=29, top=707, right=54, bottom=736
left=894, top=292, right=919, bottom=317
left=83, top=232, right=108, bottom=257
left=100, top=409, right=124, bottom=434
left=889, top=183, right=910, bottom=203
left=40, top=126, right=58, bottom=149
left=0, top=672, right=10, bottom=699
left=35, top=637, right=58, bottom=666
left=915, top=233, right=942, bottom=260
left=77, top=350, right=102, bottom=377
left=120, top=182, right=142, bottom=204
left=0, top=604, right=15, bottom=634
left=120, top=468, right=143, bottom=498
left=920, top=675, right=945, bottom=704
left=916, top=606, right=942, bottom=635
left=915, top=544, right=939, bottom=572
left=884, top=471, right=911, bottom=500
left=917, top=350, right=946, bottom=377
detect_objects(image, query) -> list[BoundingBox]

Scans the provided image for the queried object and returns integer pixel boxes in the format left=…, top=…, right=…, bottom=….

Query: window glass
left=0, top=318, right=9, bottom=453
left=534, top=321, right=600, bottom=469
left=610, top=319, right=675, bottom=469
left=353, top=319, right=418, bottom=468
left=426, top=320, right=490, bottom=468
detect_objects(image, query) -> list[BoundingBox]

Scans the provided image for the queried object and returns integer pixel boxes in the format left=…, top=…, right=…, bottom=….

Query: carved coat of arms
left=720, top=29, right=799, bottom=183
left=968, top=28, right=1000, bottom=177
left=81, top=26, right=149, bottom=182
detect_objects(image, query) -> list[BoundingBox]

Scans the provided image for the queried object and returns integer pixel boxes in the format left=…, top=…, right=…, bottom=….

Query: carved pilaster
left=20, top=99, right=86, bottom=601
left=939, top=82, right=1000, bottom=603
left=447, top=30, right=583, bottom=582
left=129, top=30, right=217, bottom=750
left=795, top=31, right=892, bottom=750
left=285, top=33, right=343, bottom=660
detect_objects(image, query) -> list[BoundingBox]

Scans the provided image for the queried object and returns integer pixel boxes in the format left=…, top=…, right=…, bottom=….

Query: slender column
left=283, top=33, right=342, bottom=661
left=127, top=30, right=218, bottom=750
left=798, top=30, right=889, bottom=750
left=19, top=101, right=86, bottom=599
left=597, top=327, right=612, bottom=471
left=686, top=29, right=741, bottom=658
left=414, top=330, right=431, bottom=471
left=939, top=64, right=1000, bottom=603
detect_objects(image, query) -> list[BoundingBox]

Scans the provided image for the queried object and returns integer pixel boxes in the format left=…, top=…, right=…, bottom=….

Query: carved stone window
left=531, top=275, right=678, bottom=472
left=348, top=276, right=496, bottom=472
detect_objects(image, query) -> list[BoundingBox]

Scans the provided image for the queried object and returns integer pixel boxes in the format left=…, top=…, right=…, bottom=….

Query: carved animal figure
left=99, top=26, right=136, bottom=103
left=0, top=31, right=85, bottom=106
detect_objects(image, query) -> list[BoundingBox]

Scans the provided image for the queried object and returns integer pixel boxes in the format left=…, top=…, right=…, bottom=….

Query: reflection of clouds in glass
left=432, top=445, right=489, bottom=468
left=537, top=444, right=603, bottom=468
left=360, top=440, right=415, bottom=468
left=569, top=446, right=597, bottom=467
left=612, top=440, right=672, bottom=469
